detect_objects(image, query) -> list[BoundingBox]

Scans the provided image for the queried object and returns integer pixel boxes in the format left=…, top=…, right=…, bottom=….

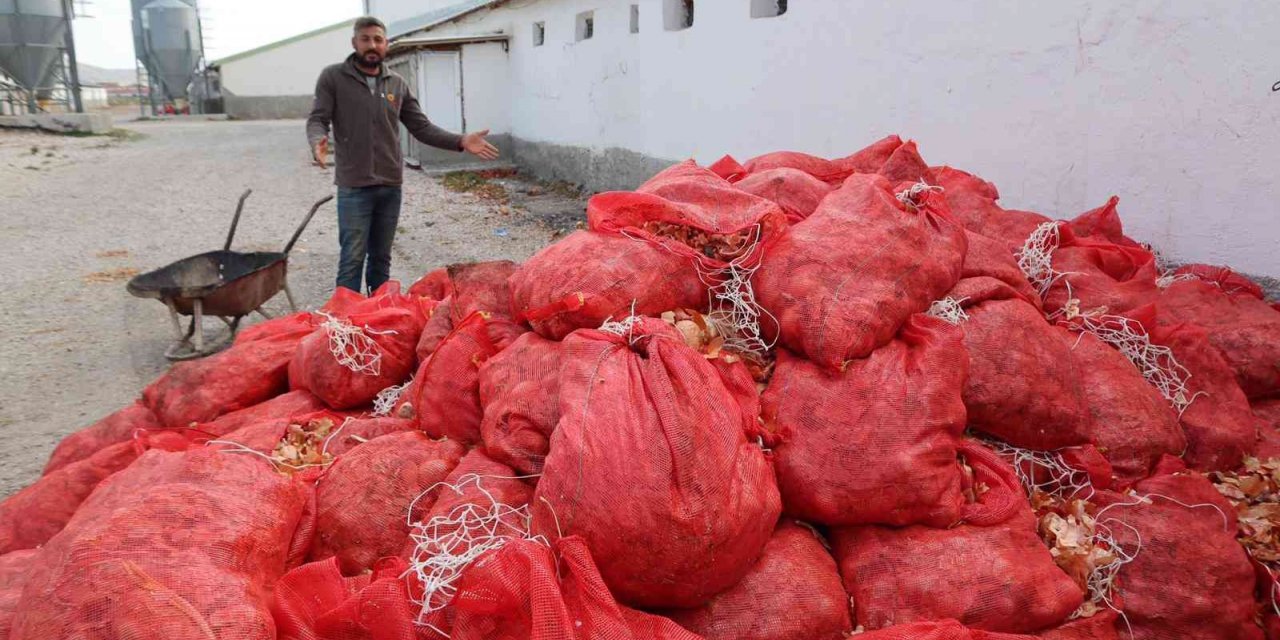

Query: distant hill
left=76, top=63, right=137, bottom=86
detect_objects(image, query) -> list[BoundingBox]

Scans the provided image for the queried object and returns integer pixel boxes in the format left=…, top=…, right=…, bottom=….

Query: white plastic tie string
left=317, top=311, right=396, bottom=376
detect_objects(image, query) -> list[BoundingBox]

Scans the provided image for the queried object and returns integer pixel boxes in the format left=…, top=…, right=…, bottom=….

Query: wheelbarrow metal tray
left=127, top=250, right=287, bottom=317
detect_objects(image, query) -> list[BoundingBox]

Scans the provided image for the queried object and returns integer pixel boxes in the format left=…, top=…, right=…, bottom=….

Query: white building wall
left=417, top=0, right=1280, bottom=277
left=220, top=23, right=354, bottom=97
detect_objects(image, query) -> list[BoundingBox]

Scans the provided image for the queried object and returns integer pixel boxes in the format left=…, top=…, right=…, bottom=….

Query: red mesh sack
left=447, top=537, right=700, bottom=640
left=478, top=332, right=563, bottom=477
left=587, top=160, right=788, bottom=271
left=761, top=315, right=968, bottom=526
left=960, top=231, right=1041, bottom=308
left=1066, top=196, right=1141, bottom=247
left=1147, top=322, right=1257, bottom=470
left=411, top=449, right=533, bottom=546
left=1093, top=472, right=1260, bottom=640
left=277, top=541, right=695, bottom=640
left=850, top=613, right=1119, bottom=640
left=311, top=432, right=465, bottom=575
left=1032, top=613, right=1121, bottom=640
left=235, top=311, right=319, bottom=346
left=1172, top=264, right=1266, bottom=299
left=976, top=207, right=1054, bottom=253
left=290, top=298, right=429, bottom=410
left=742, top=151, right=851, bottom=186
left=410, top=312, right=524, bottom=444
left=733, top=168, right=833, bottom=223
left=708, top=154, right=747, bottom=181
left=41, top=400, right=162, bottom=475
left=0, top=550, right=38, bottom=639
left=1065, top=327, right=1185, bottom=482
left=409, top=267, right=454, bottom=300
left=664, top=521, right=851, bottom=640
left=395, top=449, right=536, bottom=620
left=0, top=430, right=190, bottom=555
left=1043, top=226, right=1160, bottom=316
left=1156, top=279, right=1280, bottom=399
left=743, top=135, right=904, bottom=185
left=510, top=230, right=707, bottom=340
left=532, top=318, right=781, bottom=608
left=236, top=285, right=369, bottom=347
left=933, top=165, right=1002, bottom=232
left=516, top=160, right=789, bottom=341
left=1257, top=399, right=1280, bottom=460
left=954, top=284, right=1092, bottom=450
left=447, top=261, right=517, bottom=319
left=416, top=297, right=453, bottom=360
left=878, top=140, right=936, bottom=185
left=210, top=408, right=349, bottom=457
left=321, top=416, right=417, bottom=458
left=412, top=261, right=518, bottom=344
left=273, top=556, right=425, bottom=640
left=143, top=327, right=302, bottom=427
left=11, top=448, right=311, bottom=639
left=1044, top=253, right=1160, bottom=317
left=754, top=173, right=967, bottom=369
left=832, top=134, right=906, bottom=175
left=199, top=389, right=328, bottom=438
left=832, top=446, right=1083, bottom=634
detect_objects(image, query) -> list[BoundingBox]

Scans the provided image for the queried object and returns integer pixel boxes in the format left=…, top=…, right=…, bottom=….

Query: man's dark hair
left=354, top=16, right=387, bottom=34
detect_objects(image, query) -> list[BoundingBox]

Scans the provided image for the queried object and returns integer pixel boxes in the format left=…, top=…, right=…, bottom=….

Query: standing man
left=307, top=16, right=499, bottom=293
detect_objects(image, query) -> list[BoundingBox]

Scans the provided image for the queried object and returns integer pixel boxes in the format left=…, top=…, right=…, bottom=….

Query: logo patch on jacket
left=386, top=93, right=395, bottom=103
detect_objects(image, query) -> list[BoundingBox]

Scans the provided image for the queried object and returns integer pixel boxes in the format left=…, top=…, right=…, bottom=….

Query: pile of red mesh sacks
left=4, top=134, right=1279, bottom=640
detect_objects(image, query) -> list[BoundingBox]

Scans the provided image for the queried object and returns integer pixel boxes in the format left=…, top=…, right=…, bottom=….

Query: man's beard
left=361, top=51, right=383, bottom=65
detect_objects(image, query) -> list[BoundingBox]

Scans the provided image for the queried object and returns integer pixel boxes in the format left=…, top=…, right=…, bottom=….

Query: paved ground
left=0, top=119, right=586, bottom=498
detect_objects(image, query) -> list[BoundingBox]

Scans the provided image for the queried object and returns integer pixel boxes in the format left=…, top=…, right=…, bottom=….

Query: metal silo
left=140, top=0, right=201, bottom=102
left=130, top=0, right=195, bottom=68
left=0, top=0, right=69, bottom=111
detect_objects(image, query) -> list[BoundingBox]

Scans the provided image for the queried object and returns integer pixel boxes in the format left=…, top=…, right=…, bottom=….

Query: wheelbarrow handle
left=224, top=189, right=253, bottom=251
left=284, top=194, right=335, bottom=255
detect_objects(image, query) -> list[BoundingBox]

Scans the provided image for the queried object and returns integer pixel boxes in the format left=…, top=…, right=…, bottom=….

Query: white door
left=388, top=55, right=418, bottom=158
left=420, top=51, right=463, bottom=134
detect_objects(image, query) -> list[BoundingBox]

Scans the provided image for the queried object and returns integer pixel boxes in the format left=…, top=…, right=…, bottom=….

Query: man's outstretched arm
left=306, top=71, right=335, bottom=167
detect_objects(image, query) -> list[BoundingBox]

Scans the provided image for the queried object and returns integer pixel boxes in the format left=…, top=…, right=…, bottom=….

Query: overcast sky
left=74, top=0, right=362, bottom=69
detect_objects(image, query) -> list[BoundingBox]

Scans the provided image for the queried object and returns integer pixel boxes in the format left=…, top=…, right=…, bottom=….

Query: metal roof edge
left=389, top=31, right=509, bottom=52
left=387, top=0, right=513, bottom=40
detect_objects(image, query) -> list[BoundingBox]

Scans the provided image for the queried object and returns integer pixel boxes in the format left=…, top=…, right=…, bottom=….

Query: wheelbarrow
left=126, top=190, right=334, bottom=360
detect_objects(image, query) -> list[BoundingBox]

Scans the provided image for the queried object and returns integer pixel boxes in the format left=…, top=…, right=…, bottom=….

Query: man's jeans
left=336, top=185, right=402, bottom=294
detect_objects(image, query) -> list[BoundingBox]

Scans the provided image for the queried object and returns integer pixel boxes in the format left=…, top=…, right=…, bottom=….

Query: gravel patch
left=0, top=119, right=586, bottom=498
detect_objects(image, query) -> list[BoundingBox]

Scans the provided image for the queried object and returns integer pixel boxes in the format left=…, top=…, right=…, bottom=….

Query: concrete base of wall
left=507, top=136, right=678, bottom=193
left=0, top=112, right=113, bottom=134
left=224, top=94, right=313, bottom=120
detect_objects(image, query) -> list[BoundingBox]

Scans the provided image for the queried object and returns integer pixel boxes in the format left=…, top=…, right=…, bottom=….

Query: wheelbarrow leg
left=227, top=315, right=244, bottom=339
left=193, top=298, right=205, bottom=354
left=164, top=300, right=185, bottom=342
left=283, top=281, right=298, bottom=313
